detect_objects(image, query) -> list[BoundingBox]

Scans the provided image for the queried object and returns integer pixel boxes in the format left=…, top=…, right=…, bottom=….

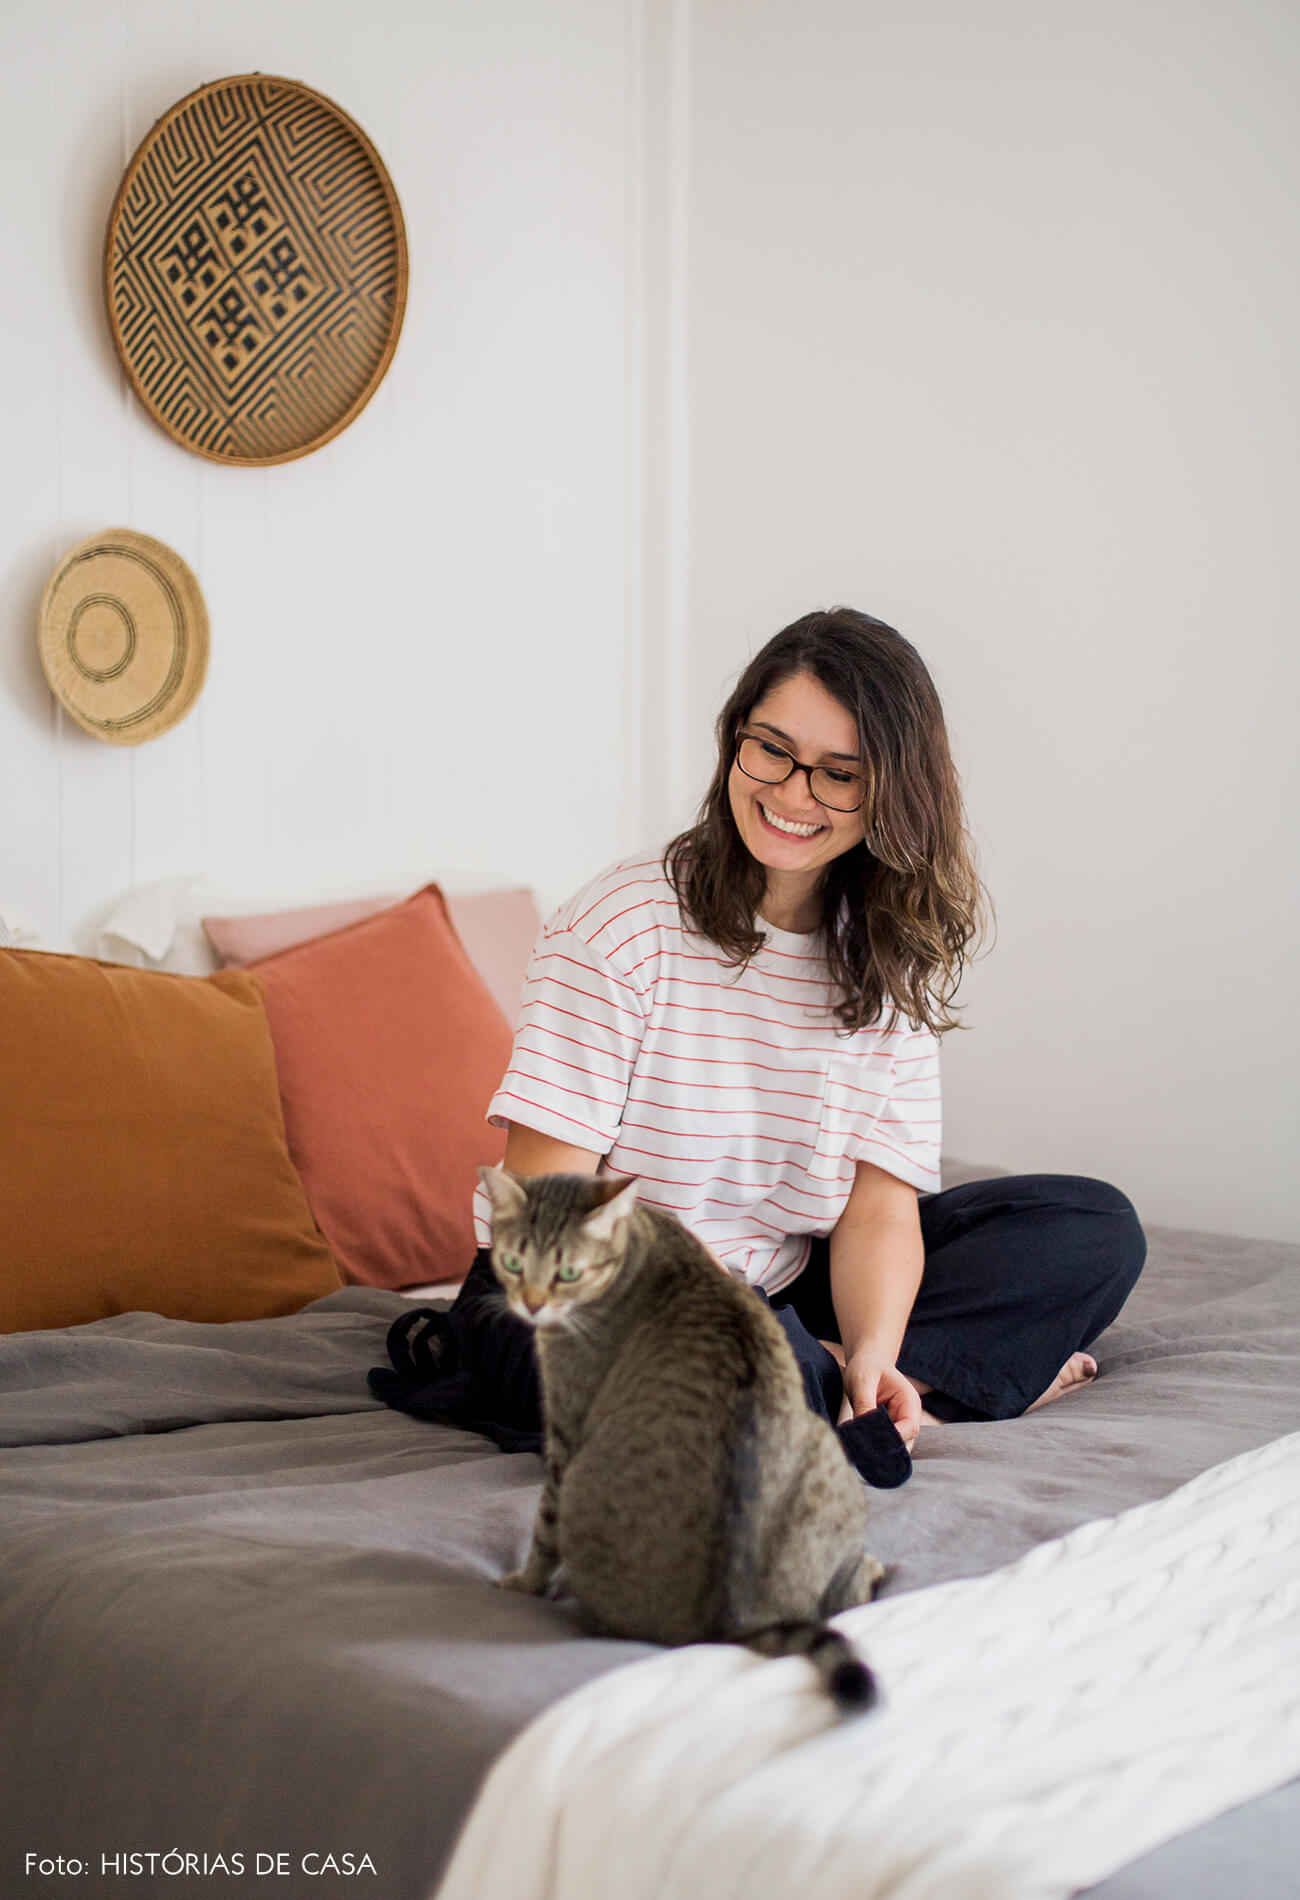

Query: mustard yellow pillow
left=0, top=948, right=342, bottom=1333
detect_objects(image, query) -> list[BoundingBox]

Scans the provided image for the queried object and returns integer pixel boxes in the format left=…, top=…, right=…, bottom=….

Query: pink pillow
left=203, top=897, right=401, bottom=965
left=203, top=888, right=539, bottom=1027
left=443, top=889, right=540, bottom=1027
left=247, top=886, right=513, bottom=1288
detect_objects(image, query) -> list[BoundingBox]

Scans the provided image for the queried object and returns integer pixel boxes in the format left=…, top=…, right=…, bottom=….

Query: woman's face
left=726, top=671, right=868, bottom=901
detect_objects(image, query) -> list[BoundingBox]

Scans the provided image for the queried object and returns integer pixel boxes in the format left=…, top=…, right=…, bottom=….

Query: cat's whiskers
left=547, top=1300, right=601, bottom=1344
left=477, top=1282, right=542, bottom=1331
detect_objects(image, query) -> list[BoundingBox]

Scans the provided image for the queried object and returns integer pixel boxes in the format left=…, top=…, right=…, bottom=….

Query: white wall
left=3, top=0, right=1296, bottom=1243
left=681, top=0, right=1300, bottom=1242
left=0, top=0, right=643, bottom=949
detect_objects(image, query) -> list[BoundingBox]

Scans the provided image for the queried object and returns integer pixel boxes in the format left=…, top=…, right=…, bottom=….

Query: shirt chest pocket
left=807, top=1051, right=897, bottom=1182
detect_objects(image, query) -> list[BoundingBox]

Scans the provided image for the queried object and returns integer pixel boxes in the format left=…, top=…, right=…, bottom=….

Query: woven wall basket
left=104, top=74, right=408, bottom=467
left=38, top=529, right=209, bottom=746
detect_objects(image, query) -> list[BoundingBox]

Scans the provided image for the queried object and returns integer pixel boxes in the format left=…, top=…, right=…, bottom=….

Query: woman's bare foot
left=911, top=1356, right=1098, bottom=1426
left=1024, top=1351, right=1098, bottom=1413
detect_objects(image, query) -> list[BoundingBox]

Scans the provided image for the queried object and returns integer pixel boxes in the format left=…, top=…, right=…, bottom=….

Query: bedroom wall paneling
left=0, top=5, right=59, bottom=947
left=196, top=0, right=309, bottom=906
left=409, top=0, right=635, bottom=905
left=383, top=0, right=456, bottom=904
left=121, top=1, right=206, bottom=898
left=1, top=0, right=641, bottom=955
left=314, top=5, right=401, bottom=892
left=629, top=0, right=698, bottom=848
left=254, top=1, right=380, bottom=903
left=51, top=0, right=136, bottom=952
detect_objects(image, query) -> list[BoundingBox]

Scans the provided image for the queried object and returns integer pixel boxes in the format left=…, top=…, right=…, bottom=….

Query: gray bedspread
left=1, top=1208, right=1297, bottom=1900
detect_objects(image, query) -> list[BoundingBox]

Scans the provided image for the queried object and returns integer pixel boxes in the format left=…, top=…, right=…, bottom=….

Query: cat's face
left=478, top=1169, right=640, bottom=1328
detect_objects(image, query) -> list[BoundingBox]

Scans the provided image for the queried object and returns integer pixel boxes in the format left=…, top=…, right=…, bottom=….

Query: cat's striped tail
left=742, top=1621, right=878, bottom=1714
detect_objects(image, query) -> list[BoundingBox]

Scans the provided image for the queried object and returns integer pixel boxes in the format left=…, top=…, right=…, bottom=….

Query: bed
left=2, top=897, right=1297, bottom=1899
left=2, top=1182, right=1297, bottom=1900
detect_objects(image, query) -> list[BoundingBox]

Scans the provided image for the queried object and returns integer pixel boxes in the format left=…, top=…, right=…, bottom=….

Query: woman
left=376, top=608, right=1145, bottom=1474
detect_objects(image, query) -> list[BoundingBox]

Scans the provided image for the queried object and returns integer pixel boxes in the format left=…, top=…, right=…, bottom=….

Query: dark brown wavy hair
left=663, top=607, right=991, bottom=1036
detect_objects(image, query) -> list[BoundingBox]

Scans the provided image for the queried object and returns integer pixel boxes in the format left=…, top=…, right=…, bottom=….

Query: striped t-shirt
left=472, top=852, right=942, bottom=1296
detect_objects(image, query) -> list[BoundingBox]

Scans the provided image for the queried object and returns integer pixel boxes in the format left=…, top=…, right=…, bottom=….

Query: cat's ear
left=479, top=1166, right=528, bottom=1221
left=581, top=1173, right=640, bottom=1242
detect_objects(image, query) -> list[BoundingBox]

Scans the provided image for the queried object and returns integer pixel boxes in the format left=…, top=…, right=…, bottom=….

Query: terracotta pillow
left=203, top=887, right=540, bottom=1027
left=247, top=886, right=513, bottom=1288
left=0, top=950, right=342, bottom=1334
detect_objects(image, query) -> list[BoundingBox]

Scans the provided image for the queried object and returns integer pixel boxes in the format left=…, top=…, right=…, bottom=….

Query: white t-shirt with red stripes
left=472, top=851, right=942, bottom=1296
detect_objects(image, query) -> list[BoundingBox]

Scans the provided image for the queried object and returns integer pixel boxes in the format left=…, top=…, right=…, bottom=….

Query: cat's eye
left=556, top=1265, right=581, bottom=1283
left=498, top=1253, right=524, bottom=1276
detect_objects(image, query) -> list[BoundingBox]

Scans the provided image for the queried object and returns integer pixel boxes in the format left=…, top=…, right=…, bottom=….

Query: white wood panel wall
left=1, top=0, right=651, bottom=953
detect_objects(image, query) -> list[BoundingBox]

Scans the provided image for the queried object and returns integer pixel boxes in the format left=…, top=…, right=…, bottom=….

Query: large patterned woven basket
left=104, top=74, right=408, bottom=467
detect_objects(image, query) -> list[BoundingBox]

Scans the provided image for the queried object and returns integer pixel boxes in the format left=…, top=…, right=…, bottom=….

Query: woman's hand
left=827, top=1162, right=926, bottom=1449
left=840, top=1352, right=923, bottom=1450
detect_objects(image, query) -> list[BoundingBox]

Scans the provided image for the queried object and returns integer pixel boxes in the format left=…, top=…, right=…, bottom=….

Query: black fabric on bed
left=370, top=1173, right=1146, bottom=1484
left=371, top=1293, right=546, bottom=1454
left=372, top=1267, right=914, bottom=1486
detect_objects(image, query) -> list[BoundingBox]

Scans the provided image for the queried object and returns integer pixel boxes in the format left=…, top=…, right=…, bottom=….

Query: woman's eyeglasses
left=734, top=733, right=867, bottom=813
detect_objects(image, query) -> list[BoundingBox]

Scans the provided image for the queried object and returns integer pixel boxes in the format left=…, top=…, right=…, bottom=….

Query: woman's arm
left=828, top=1160, right=926, bottom=1443
left=502, top=1123, right=603, bottom=1178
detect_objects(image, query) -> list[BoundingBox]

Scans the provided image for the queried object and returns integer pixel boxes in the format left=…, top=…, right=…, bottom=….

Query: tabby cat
left=479, top=1167, right=883, bottom=1712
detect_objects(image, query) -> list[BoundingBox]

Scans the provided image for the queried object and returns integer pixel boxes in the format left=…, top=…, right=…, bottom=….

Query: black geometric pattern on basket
left=109, top=77, right=401, bottom=463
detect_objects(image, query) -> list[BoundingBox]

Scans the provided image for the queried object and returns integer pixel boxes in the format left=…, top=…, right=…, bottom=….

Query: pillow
left=246, top=885, right=513, bottom=1288
left=0, top=950, right=342, bottom=1334
left=202, top=895, right=401, bottom=967
left=203, top=887, right=540, bottom=1026
left=441, top=888, right=541, bottom=1026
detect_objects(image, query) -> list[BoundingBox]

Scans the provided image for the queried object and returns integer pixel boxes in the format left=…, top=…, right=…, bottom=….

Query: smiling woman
left=372, top=607, right=1147, bottom=1476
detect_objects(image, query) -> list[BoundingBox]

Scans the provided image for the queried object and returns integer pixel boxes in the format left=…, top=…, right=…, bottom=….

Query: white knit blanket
left=436, top=1432, right=1300, bottom=1900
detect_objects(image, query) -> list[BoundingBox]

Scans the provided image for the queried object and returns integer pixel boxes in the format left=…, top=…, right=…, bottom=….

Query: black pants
left=777, top=1173, right=1147, bottom=1422
left=371, top=1174, right=1146, bottom=1446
